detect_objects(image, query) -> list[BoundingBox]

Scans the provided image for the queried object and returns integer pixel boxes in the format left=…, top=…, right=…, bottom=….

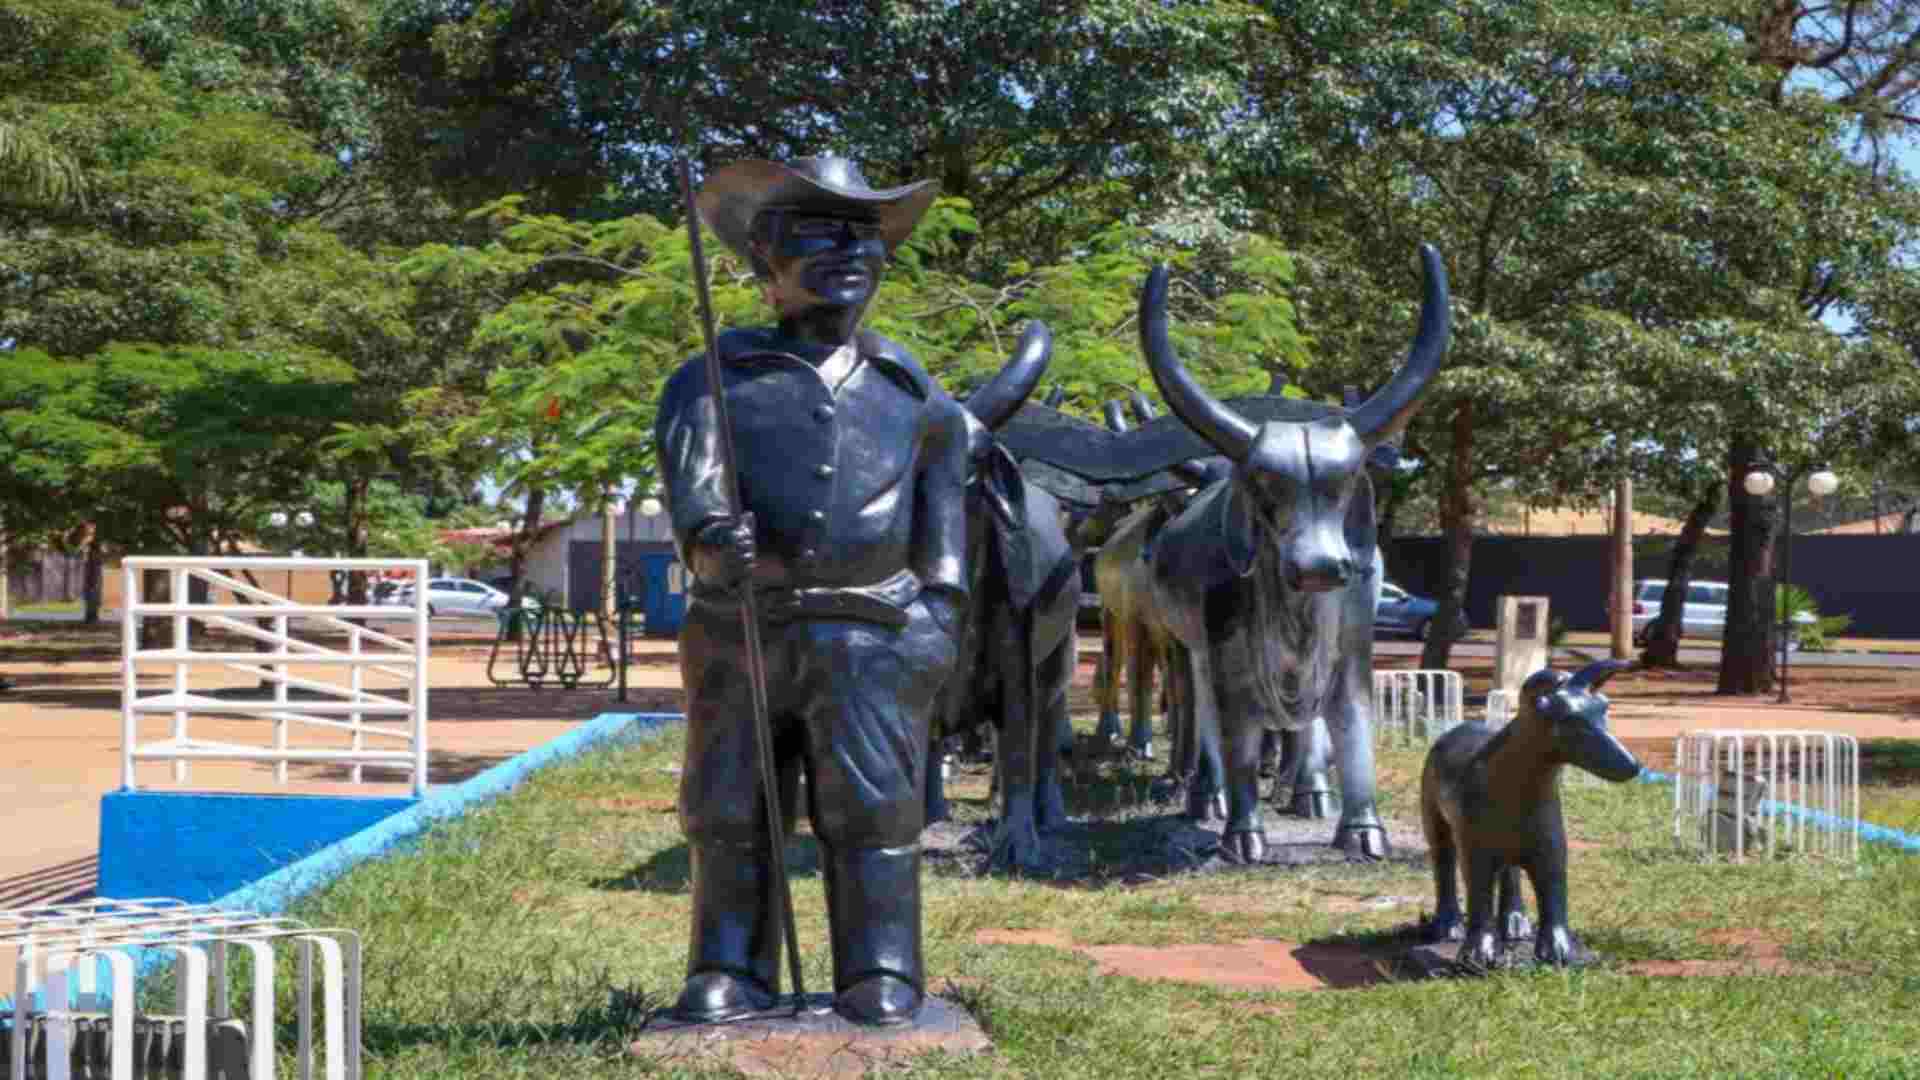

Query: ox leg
left=1219, top=690, right=1270, bottom=865
left=1151, top=643, right=1192, bottom=803
left=1279, top=716, right=1335, bottom=819
left=1095, top=613, right=1123, bottom=744
left=1325, top=658, right=1388, bottom=859
left=1035, top=634, right=1073, bottom=833
left=1126, top=624, right=1156, bottom=759
left=989, top=614, right=1046, bottom=873
left=924, top=731, right=950, bottom=825
left=1184, top=649, right=1226, bottom=823
left=1259, top=730, right=1280, bottom=778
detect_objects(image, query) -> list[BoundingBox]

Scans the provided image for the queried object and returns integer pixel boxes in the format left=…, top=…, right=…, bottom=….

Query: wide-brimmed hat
left=696, top=157, right=940, bottom=263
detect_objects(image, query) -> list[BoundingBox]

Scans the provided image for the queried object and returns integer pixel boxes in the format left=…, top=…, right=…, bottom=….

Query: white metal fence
left=1372, top=670, right=1465, bottom=743
left=1672, top=729, right=1860, bottom=861
left=4, top=898, right=360, bottom=1080
left=121, top=558, right=430, bottom=797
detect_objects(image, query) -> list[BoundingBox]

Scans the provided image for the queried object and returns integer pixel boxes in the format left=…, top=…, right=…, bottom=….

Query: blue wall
left=98, top=791, right=417, bottom=903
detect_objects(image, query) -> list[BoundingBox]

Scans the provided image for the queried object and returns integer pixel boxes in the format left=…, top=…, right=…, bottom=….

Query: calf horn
left=966, top=321, right=1054, bottom=430
left=1138, top=264, right=1260, bottom=461
left=1346, top=244, right=1451, bottom=445
left=1567, top=659, right=1633, bottom=693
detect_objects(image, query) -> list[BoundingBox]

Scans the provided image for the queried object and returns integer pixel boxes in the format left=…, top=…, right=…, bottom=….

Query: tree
left=1229, top=0, right=1920, bottom=672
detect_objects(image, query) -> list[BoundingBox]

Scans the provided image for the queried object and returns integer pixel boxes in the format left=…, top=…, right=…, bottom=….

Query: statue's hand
left=694, top=513, right=757, bottom=591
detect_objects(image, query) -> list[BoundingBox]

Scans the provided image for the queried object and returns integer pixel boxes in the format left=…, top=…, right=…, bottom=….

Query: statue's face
left=759, top=211, right=887, bottom=314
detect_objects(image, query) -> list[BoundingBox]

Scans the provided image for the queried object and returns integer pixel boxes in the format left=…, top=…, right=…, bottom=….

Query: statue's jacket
left=654, top=327, right=970, bottom=625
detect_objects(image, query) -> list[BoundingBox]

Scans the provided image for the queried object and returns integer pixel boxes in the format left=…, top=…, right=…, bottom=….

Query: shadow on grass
left=588, top=838, right=824, bottom=894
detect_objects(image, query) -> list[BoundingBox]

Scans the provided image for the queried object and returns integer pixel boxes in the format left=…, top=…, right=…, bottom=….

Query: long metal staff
left=678, top=156, right=806, bottom=1011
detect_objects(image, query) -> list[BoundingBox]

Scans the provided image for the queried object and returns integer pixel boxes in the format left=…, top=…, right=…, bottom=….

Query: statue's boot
left=825, top=842, right=924, bottom=1027
left=673, top=840, right=779, bottom=1022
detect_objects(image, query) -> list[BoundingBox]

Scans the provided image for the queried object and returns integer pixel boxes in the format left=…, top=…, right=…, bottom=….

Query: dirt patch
left=973, top=929, right=1073, bottom=948
left=971, top=930, right=1391, bottom=991
left=1627, top=927, right=1805, bottom=977
left=588, top=796, right=678, bottom=814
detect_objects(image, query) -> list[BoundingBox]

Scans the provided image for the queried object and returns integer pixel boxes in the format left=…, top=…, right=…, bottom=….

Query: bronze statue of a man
left=653, top=158, right=968, bottom=1026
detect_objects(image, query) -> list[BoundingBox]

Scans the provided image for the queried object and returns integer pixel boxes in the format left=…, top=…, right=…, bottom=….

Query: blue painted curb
left=217, top=711, right=683, bottom=914
left=1633, top=767, right=1920, bottom=853
left=3, top=711, right=685, bottom=1011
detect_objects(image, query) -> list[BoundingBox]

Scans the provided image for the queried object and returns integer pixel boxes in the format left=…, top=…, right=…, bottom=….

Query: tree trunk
left=1610, top=476, right=1633, bottom=659
left=1640, top=484, right=1719, bottom=668
left=504, top=485, right=546, bottom=640
left=82, top=537, right=103, bottom=625
left=1717, top=439, right=1777, bottom=694
left=1420, top=403, right=1474, bottom=669
left=343, top=470, right=372, bottom=606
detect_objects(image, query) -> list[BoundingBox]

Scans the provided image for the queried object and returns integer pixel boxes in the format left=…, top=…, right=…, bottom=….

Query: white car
left=387, top=577, right=537, bottom=618
left=1631, top=579, right=1811, bottom=645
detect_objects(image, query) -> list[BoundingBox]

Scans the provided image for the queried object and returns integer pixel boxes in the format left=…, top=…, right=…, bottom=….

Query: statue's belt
left=690, top=569, right=920, bottom=629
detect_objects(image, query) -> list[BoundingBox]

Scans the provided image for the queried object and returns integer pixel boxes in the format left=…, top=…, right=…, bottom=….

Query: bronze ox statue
left=925, top=324, right=1081, bottom=871
left=1090, top=392, right=1226, bottom=762
left=1117, top=245, right=1450, bottom=860
left=1420, top=660, right=1641, bottom=969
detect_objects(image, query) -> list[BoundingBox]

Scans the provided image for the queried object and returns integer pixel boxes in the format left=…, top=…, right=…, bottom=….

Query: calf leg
left=1497, top=865, right=1532, bottom=943
left=1219, top=720, right=1268, bottom=864
left=1421, top=811, right=1463, bottom=942
left=1458, top=850, right=1504, bottom=972
left=1527, top=860, right=1593, bottom=966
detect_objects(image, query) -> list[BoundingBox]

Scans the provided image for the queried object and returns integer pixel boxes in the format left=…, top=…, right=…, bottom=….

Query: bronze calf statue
left=1420, top=660, right=1641, bottom=970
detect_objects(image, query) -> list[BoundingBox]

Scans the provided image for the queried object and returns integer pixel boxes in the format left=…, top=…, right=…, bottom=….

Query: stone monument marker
left=1494, top=595, right=1550, bottom=696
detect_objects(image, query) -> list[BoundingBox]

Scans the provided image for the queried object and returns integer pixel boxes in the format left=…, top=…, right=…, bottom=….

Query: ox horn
left=1043, top=384, right=1067, bottom=408
left=1567, top=659, right=1633, bottom=693
left=1102, top=400, right=1131, bottom=433
left=1347, top=244, right=1451, bottom=445
left=1138, top=264, right=1259, bottom=461
left=1129, top=390, right=1157, bottom=424
left=965, top=321, right=1053, bottom=430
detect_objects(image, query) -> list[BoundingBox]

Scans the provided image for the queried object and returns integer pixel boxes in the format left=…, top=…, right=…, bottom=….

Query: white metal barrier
left=3, top=898, right=361, bottom=1080
left=122, top=557, right=430, bottom=796
left=1483, top=689, right=1514, bottom=726
left=1672, top=729, right=1860, bottom=861
left=1373, top=670, right=1464, bottom=743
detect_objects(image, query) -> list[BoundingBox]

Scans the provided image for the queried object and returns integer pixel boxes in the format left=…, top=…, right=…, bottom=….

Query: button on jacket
left=655, top=327, right=970, bottom=599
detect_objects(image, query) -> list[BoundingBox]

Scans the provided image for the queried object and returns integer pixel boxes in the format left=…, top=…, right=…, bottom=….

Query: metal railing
left=1373, top=669, right=1465, bottom=743
left=4, top=898, right=360, bottom=1079
left=121, top=558, right=430, bottom=796
left=1672, top=729, right=1860, bottom=861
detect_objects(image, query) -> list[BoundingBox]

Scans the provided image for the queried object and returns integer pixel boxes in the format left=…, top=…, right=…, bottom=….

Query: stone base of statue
left=1395, top=931, right=1602, bottom=979
left=629, top=994, right=990, bottom=1077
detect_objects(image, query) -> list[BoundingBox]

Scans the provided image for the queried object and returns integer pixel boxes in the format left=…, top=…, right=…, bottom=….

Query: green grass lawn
left=277, top=726, right=1920, bottom=1078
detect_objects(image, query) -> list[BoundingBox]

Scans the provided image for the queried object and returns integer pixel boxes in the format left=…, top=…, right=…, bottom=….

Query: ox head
left=1518, top=660, right=1642, bottom=782
left=1138, top=244, right=1449, bottom=592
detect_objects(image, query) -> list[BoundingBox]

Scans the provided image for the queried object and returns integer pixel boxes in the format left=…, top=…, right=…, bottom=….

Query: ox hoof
left=1129, top=737, right=1155, bottom=762
left=1220, top=830, right=1267, bottom=865
left=1502, top=910, right=1534, bottom=944
left=989, top=820, right=1050, bottom=874
left=1286, top=790, right=1335, bottom=820
left=1095, top=711, right=1123, bottom=743
left=1535, top=927, right=1597, bottom=968
left=1185, top=789, right=1226, bottom=822
left=1332, top=824, right=1390, bottom=860
left=1421, top=912, right=1465, bottom=944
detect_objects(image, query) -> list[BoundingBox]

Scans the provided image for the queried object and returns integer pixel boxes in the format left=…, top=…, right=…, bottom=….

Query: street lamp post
left=1742, top=465, right=1838, bottom=704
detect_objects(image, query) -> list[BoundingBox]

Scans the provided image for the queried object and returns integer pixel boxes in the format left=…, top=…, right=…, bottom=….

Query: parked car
left=384, top=577, right=538, bottom=618
left=1631, top=578, right=1811, bottom=645
left=1374, top=581, right=1464, bottom=640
